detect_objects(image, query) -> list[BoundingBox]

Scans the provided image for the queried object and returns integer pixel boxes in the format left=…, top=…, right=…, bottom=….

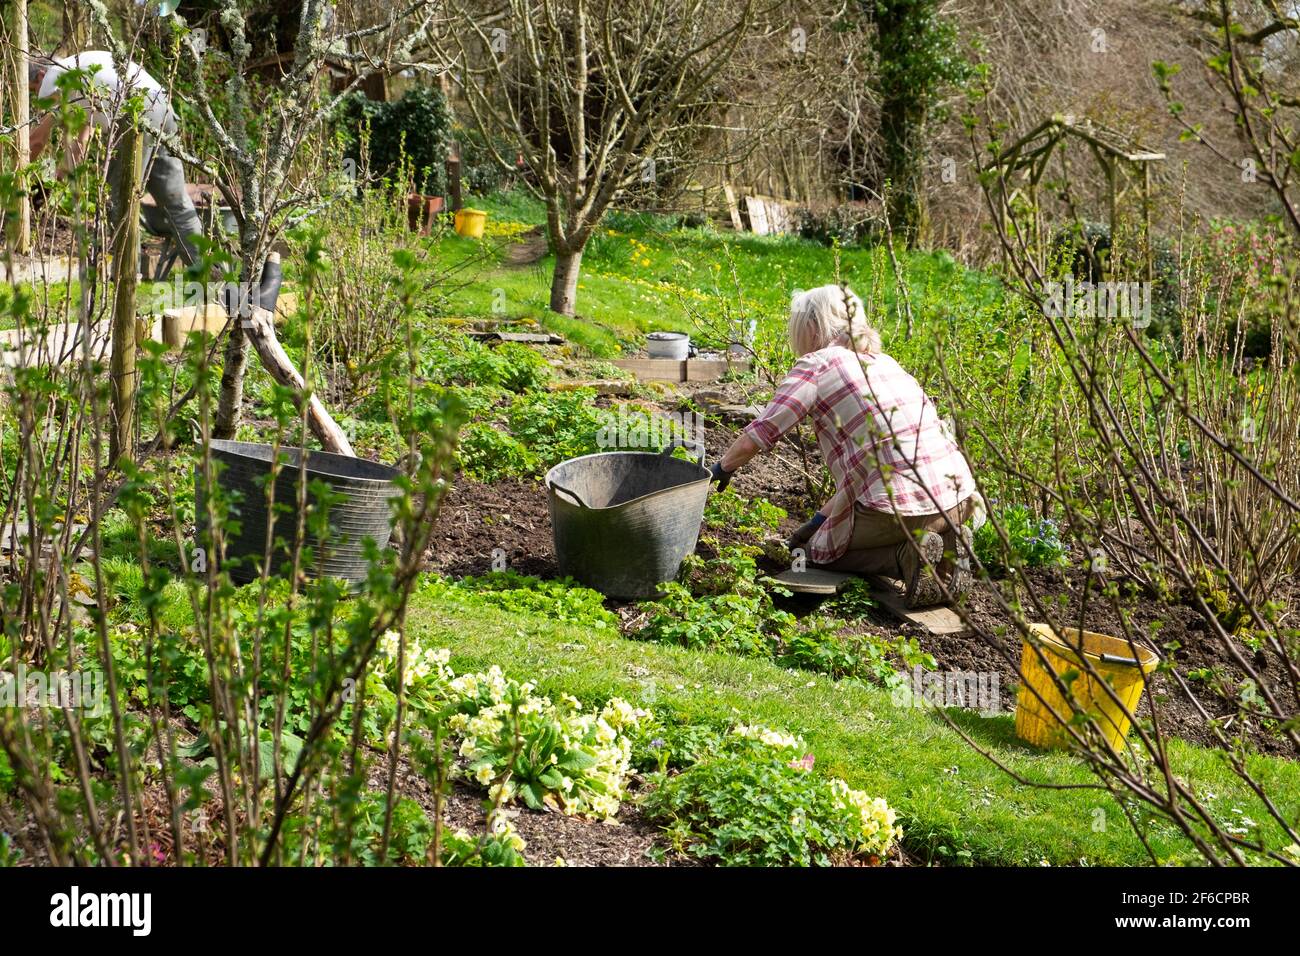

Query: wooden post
left=1142, top=163, right=1153, bottom=282
left=109, top=124, right=142, bottom=466
left=9, top=0, right=32, bottom=255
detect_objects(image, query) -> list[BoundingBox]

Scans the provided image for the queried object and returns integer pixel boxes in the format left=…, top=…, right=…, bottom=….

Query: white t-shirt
left=39, top=51, right=174, bottom=136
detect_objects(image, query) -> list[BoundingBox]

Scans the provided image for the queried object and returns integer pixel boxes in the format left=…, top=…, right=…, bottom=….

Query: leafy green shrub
left=1051, top=220, right=1179, bottom=335
left=506, top=389, right=606, bottom=469
left=304, top=186, right=441, bottom=400
left=450, top=384, right=512, bottom=415
left=825, top=577, right=877, bottom=620
left=779, top=616, right=932, bottom=685
left=109, top=575, right=352, bottom=736
left=358, top=373, right=473, bottom=440
left=703, top=489, right=786, bottom=536
left=338, top=417, right=406, bottom=463
left=440, top=823, right=528, bottom=867
left=641, top=548, right=796, bottom=658
left=456, top=422, right=537, bottom=481
left=494, top=342, right=553, bottom=392
left=456, top=124, right=517, bottom=194
left=419, top=335, right=550, bottom=393
left=641, top=724, right=901, bottom=866
left=630, top=717, right=726, bottom=774
left=645, top=579, right=793, bottom=658
left=363, top=630, right=648, bottom=823
left=973, top=504, right=1068, bottom=576
left=584, top=359, right=634, bottom=382
left=640, top=547, right=924, bottom=684
left=339, top=86, right=452, bottom=195
left=1198, top=220, right=1290, bottom=358
left=281, top=790, right=526, bottom=866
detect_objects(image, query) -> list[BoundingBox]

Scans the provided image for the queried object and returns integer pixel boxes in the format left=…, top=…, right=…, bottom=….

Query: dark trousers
left=108, top=129, right=204, bottom=269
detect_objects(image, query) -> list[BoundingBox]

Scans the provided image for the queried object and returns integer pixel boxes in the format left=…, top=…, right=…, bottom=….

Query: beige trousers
left=818, top=496, right=977, bottom=577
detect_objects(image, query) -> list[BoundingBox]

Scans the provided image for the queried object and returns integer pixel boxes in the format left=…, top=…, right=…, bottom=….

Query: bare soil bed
left=428, top=400, right=1298, bottom=759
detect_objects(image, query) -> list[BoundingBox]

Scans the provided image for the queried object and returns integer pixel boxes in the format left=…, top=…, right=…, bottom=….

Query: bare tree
left=1164, top=0, right=1300, bottom=236
left=86, top=0, right=450, bottom=451
left=440, top=0, right=760, bottom=315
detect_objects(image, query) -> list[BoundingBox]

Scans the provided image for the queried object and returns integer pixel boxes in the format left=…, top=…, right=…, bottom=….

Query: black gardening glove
left=709, top=461, right=733, bottom=492
left=786, top=512, right=827, bottom=551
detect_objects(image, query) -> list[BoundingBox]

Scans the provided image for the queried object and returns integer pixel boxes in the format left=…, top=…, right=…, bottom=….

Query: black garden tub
left=195, top=439, right=402, bottom=585
left=545, top=446, right=710, bottom=599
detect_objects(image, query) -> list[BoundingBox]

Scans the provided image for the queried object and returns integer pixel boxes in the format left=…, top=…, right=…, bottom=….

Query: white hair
left=788, top=284, right=881, bottom=356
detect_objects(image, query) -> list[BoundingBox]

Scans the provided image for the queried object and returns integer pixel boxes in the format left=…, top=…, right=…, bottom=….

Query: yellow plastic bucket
left=1015, top=623, right=1159, bottom=750
left=454, top=208, right=487, bottom=238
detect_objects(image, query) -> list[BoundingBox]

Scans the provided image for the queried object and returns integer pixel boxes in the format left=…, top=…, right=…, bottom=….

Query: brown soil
left=430, top=397, right=1299, bottom=759
left=502, top=227, right=549, bottom=267
left=782, top=560, right=1297, bottom=756
left=430, top=477, right=558, bottom=579
left=438, top=782, right=678, bottom=867
left=382, top=757, right=909, bottom=867
left=696, top=412, right=1299, bottom=757
left=368, top=754, right=679, bottom=866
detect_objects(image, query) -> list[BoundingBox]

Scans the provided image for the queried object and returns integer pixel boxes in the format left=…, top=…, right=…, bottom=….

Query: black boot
left=256, top=254, right=283, bottom=314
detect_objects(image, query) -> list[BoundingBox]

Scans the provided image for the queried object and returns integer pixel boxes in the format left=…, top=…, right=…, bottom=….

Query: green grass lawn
left=9, top=189, right=1014, bottom=387
left=409, top=589, right=1300, bottom=867
left=0, top=279, right=81, bottom=331
left=428, top=191, right=1006, bottom=358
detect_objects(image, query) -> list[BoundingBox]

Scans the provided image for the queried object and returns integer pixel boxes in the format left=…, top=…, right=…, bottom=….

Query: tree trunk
left=58, top=0, right=89, bottom=54
left=214, top=325, right=249, bottom=440
left=873, top=0, right=943, bottom=249
left=214, top=254, right=354, bottom=455
left=549, top=246, right=583, bottom=315
left=880, top=90, right=925, bottom=247
left=243, top=305, right=355, bottom=455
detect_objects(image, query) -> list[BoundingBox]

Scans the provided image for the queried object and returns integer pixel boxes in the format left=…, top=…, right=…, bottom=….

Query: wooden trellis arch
left=987, top=114, right=1166, bottom=278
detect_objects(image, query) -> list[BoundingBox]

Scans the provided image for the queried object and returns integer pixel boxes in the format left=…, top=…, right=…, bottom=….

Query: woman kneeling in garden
left=711, top=284, right=979, bottom=608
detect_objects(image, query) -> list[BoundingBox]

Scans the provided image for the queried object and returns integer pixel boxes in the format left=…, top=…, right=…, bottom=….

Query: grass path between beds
left=409, top=588, right=1300, bottom=866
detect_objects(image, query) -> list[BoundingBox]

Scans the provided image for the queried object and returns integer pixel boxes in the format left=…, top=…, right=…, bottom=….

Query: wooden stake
left=109, top=124, right=142, bottom=466
left=9, top=0, right=32, bottom=255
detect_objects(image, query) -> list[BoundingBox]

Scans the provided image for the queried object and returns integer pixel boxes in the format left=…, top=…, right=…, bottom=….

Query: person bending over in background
left=28, top=50, right=204, bottom=269
left=710, top=284, right=981, bottom=608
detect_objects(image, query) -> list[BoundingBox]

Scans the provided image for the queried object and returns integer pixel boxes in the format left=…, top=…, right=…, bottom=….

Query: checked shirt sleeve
left=743, top=354, right=822, bottom=451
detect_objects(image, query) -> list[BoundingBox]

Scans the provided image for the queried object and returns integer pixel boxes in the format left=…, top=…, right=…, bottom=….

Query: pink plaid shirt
left=743, top=345, right=975, bottom=564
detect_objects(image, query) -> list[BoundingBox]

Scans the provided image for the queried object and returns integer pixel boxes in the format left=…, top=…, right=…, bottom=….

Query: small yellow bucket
left=1015, top=623, right=1159, bottom=750
left=454, top=208, right=487, bottom=238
